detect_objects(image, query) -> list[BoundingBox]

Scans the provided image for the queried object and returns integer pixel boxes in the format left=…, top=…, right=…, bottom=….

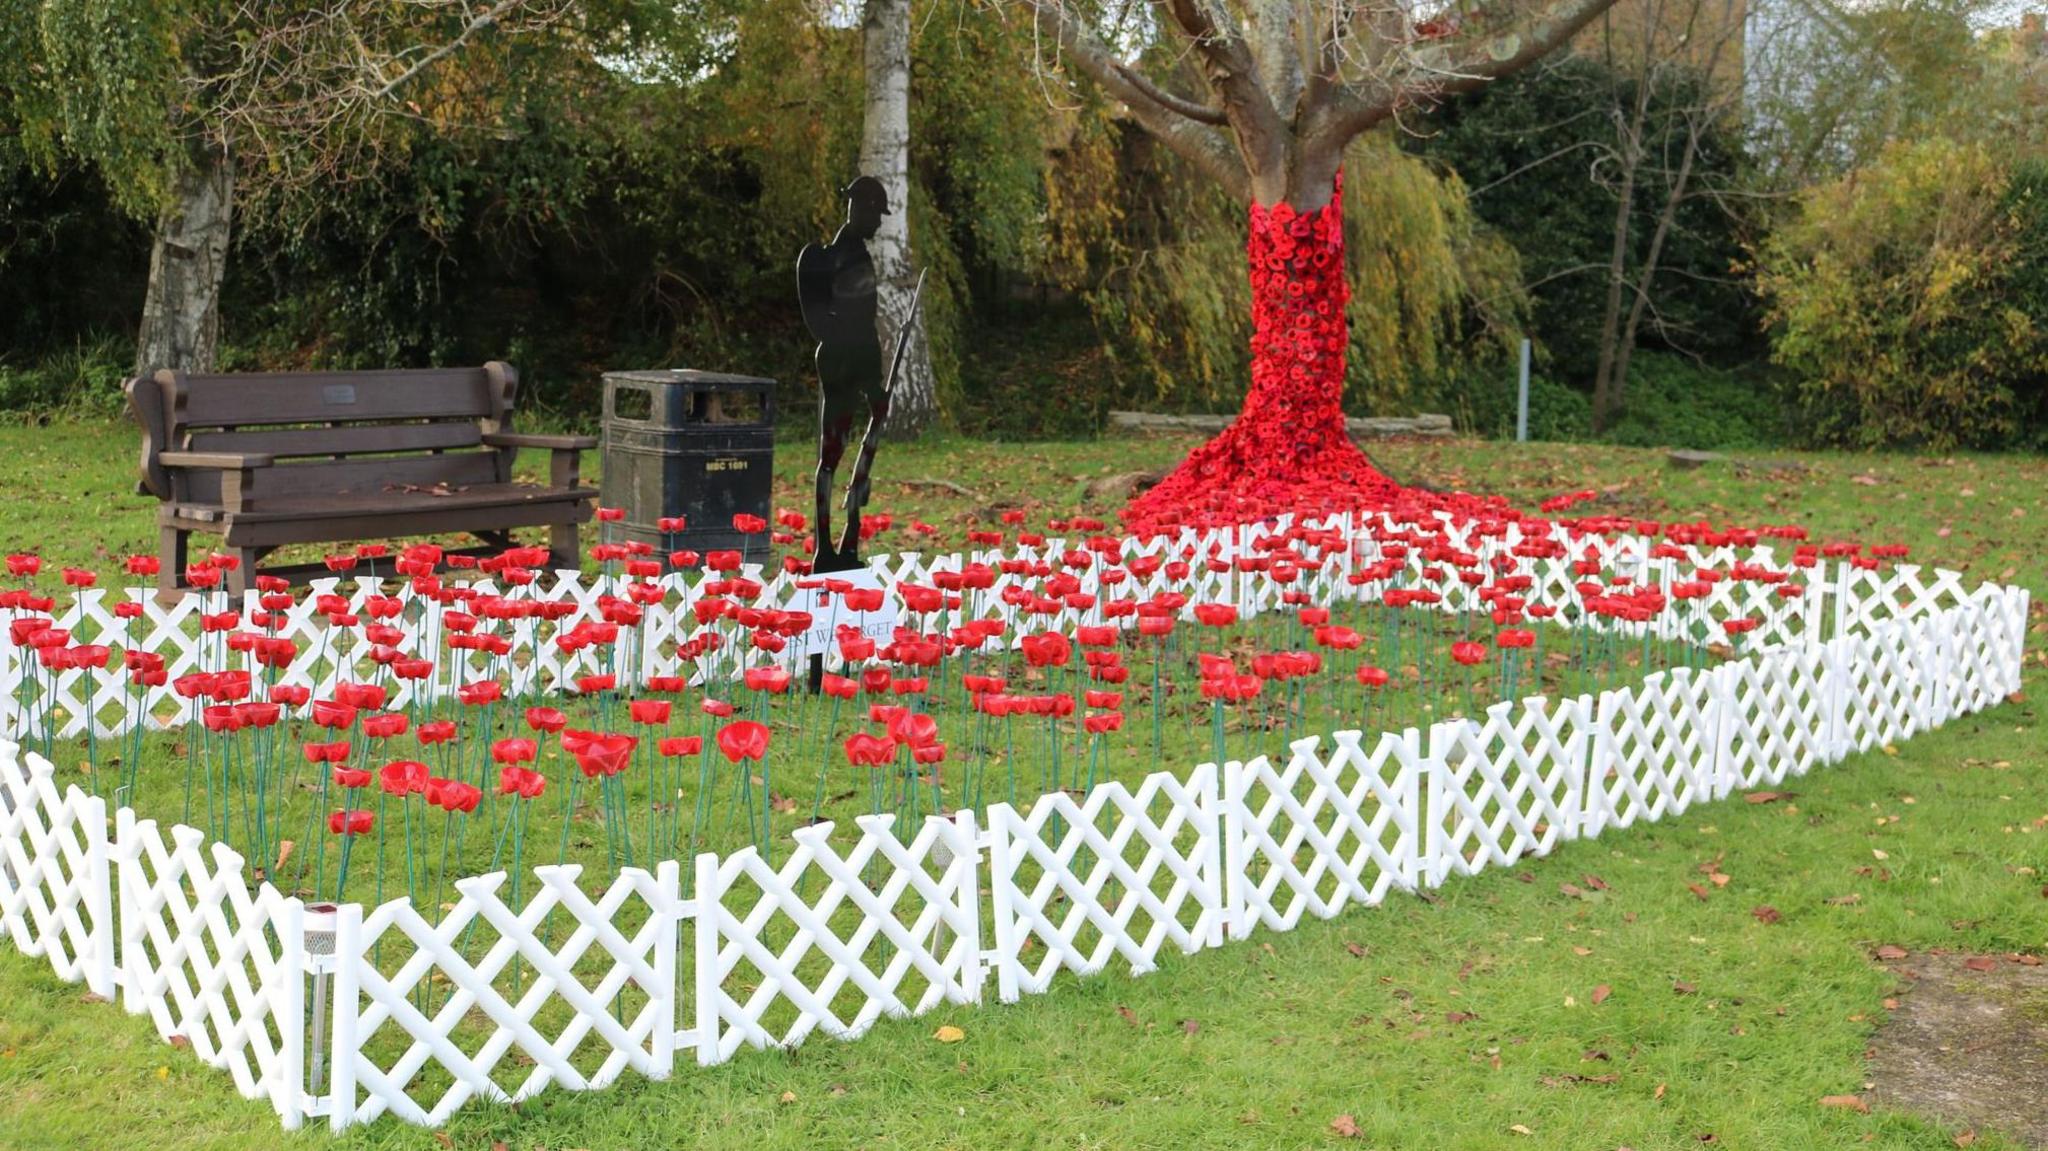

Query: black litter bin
left=600, top=370, right=776, bottom=564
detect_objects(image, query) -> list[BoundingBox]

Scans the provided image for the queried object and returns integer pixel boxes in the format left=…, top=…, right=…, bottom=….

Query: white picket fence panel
left=0, top=526, right=2029, bottom=1131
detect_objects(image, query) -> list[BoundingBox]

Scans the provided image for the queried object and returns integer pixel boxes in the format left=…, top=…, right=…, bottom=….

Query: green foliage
left=1411, top=55, right=1763, bottom=387
left=1445, top=353, right=1782, bottom=448
left=1059, top=124, right=1524, bottom=419
left=0, top=332, right=131, bottom=421
left=1756, top=138, right=2048, bottom=450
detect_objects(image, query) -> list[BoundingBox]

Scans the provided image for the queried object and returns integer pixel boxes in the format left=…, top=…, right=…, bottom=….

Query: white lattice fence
left=0, top=524, right=2032, bottom=1132
left=1428, top=696, right=1590, bottom=881
left=0, top=743, right=113, bottom=995
left=694, top=814, right=979, bottom=1061
left=114, top=811, right=305, bottom=1124
left=985, top=766, right=1223, bottom=1000
left=1221, top=729, right=1423, bottom=933
left=325, top=862, right=681, bottom=1129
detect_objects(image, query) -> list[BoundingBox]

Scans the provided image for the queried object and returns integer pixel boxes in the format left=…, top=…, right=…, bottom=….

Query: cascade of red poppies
left=1122, top=174, right=1409, bottom=532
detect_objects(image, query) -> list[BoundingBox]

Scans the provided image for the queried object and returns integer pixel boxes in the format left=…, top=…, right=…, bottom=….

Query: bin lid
left=603, top=369, right=776, bottom=388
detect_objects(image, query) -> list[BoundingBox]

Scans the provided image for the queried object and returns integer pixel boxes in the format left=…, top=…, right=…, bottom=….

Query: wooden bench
left=126, top=362, right=597, bottom=596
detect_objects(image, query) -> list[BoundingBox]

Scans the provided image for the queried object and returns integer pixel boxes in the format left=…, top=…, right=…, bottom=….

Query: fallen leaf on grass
left=1582, top=874, right=1609, bottom=890
left=1955, top=1129, right=1979, bottom=1147
left=1745, top=791, right=1796, bottom=804
left=932, top=1025, right=965, bottom=1043
left=1752, top=905, right=1782, bottom=924
left=1181, top=1019, right=1200, bottom=1035
left=1825, top=893, right=1862, bottom=906
left=1687, top=883, right=1712, bottom=901
left=1673, top=980, right=1697, bottom=995
left=779, top=1091, right=797, bottom=1104
left=1509, top=1124, right=1534, bottom=1136
left=1344, top=940, right=1367, bottom=958
left=433, top=1133, right=454, bottom=1149
left=1540, top=1073, right=1619, bottom=1087
left=1445, top=1011, right=1480, bottom=1025
left=1329, top=1114, right=1362, bottom=1138
left=1819, top=1094, right=1869, bottom=1113
left=1874, top=945, right=1909, bottom=961
left=1116, top=1005, right=1142, bottom=1028
left=1963, top=956, right=1997, bottom=972
left=1592, top=984, right=1612, bottom=1005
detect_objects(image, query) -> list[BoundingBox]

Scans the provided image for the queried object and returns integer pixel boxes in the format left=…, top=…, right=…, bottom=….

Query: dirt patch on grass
left=1869, top=951, right=2048, bottom=1147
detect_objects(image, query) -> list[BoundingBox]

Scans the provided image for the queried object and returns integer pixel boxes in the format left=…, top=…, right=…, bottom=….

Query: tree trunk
left=1611, top=115, right=1704, bottom=417
left=1122, top=173, right=1403, bottom=531
left=1589, top=84, right=1651, bottom=435
left=859, top=0, right=935, bottom=438
left=135, top=145, right=234, bottom=376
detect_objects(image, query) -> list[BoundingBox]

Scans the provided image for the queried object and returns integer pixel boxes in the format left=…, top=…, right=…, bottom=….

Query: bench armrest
left=481, top=432, right=598, bottom=451
left=159, top=450, right=277, bottom=470
left=157, top=451, right=273, bottom=514
left=482, top=431, right=594, bottom=488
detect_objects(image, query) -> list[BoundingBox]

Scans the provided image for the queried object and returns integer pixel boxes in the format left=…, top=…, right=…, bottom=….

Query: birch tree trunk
left=134, top=144, right=234, bottom=376
left=859, top=0, right=936, bottom=437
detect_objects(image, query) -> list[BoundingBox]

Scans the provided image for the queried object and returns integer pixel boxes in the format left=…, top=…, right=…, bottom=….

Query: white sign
left=785, top=568, right=902, bottom=660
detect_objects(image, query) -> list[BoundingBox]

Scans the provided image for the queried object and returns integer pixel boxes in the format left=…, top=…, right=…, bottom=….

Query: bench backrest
left=127, top=363, right=520, bottom=504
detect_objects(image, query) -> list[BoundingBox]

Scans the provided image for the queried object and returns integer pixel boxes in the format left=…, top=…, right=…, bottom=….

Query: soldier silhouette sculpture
left=797, top=175, right=923, bottom=571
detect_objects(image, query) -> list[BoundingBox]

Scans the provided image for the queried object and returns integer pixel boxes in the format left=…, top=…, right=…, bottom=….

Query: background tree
left=856, top=0, right=940, bottom=435
left=1003, top=0, right=1627, bottom=525
left=0, top=0, right=595, bottom=376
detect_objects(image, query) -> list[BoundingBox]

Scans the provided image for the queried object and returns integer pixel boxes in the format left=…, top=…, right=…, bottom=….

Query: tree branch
left=1020, top=1, right=1251, bottom=197
left=1112, top=60, right=1230, bottom=124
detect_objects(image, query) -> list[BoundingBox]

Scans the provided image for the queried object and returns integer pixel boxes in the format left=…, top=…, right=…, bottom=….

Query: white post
left=325, top=902, right=360, bottom=1133
left=950, top=809, right=984, bottom=1003
left=983, top=805, right=1022, bottom=1003
left=650, top=860, right=679, bottom=1078
left=81, top=790, right=116, bottom=1001
left=1213, top=759, right=1244, bottom=943
left=274, top=895, right=306, bottom=1129
left=694, top=853, right=720, bottom=1066
left=1515, top=338, right=1532, bottom=442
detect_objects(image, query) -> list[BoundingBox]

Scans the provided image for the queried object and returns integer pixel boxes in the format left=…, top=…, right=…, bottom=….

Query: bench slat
left=185, top=420, right=482, bottom=459
left=177, top=452, right=502, bottom=507
left=170, top=369, right=497, bottom=427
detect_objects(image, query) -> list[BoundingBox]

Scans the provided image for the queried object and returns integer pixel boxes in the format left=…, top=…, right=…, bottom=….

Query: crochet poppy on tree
left=1014, top=0, right=1627, bottom=530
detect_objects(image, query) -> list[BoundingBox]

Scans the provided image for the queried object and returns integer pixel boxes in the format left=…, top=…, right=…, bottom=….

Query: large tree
left=858, top=0, right=940, bottom=435
left=1, top=0, right=585, bottom=377
left=1009, top=0, right=1625, bottom=526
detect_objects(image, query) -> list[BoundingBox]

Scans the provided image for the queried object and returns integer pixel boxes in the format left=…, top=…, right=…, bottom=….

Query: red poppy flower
left=524, top=706, right=568, bottom=733
left=498, top=765, right=547, bottom=799
left=732, top=513, right=769, bottom=534
left=658, top=736, right=703, bottom=757
left=416, top=720, right=458, bottom=745
left=310, top=700, right=358, bottom=729
left=492, top=738, right=537, bottom=765
left=701, top=698, right=734, bottom=718
left=572, top=734, right=638, bottom=778
left=628, top=699, right=672, bottom=725
left=458, top=680, right=504, bottom=705
left=1355, top=665, right=1389, bottom=688
left=715, top=720, right=771, bottom=763
left=821, top=673, right=859, bottom=699
left=1193, top=603, right=1239, bottom=628
left=843, top=732, right=895, bottom=767
left=328, top=809, right=375, bottom=836
left=361, top=712, right=409, bottom=739
left=1450, top=641, right=1488, bottom=667
left=379, top=760, right=430, bottom=796
left=1083, top=712, right=1124, bottom=735
left=333, top=767, right=372, bottom=789
left=304, top=741, right=352, bottom=764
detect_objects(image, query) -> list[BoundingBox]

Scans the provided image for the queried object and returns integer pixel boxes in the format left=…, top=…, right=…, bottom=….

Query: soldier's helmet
left=841, top=176, right=891, bottom=215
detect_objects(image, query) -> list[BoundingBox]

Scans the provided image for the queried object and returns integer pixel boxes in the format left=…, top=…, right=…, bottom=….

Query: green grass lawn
left=1, top=423, right=2044, bottom=1150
